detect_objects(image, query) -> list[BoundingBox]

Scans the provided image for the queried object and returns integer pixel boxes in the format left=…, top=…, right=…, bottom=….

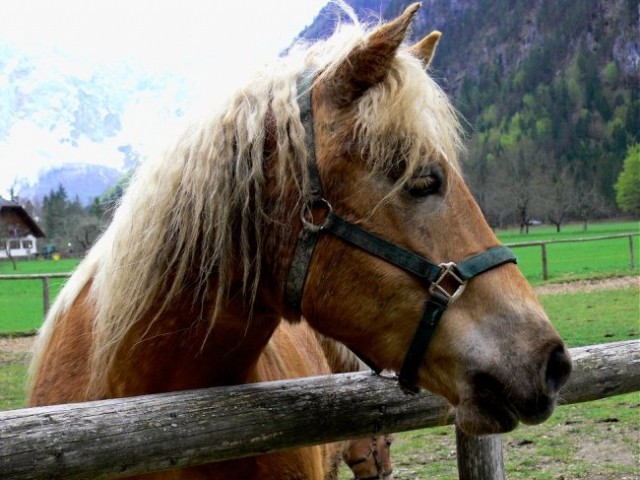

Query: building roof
left=0, top=198, right=45, bottom=238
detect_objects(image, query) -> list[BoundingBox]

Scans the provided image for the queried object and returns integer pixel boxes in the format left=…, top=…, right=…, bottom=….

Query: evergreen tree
left=42, top=185, right=68, bottom=242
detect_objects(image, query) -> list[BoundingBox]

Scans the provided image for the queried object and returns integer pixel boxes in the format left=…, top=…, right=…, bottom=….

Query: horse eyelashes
left=406, top=174, right=442, bottom=197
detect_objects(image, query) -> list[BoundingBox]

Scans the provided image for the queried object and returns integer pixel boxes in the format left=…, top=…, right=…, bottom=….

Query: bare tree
left=66, top=214, right=103, bottom=255
left=496, top=140, right=546, bottom=234
left=0, top=222, right=27, bottom=270
left=574, top=178, right=610, bottom=230
left=539, top=165, right=577, bottom=232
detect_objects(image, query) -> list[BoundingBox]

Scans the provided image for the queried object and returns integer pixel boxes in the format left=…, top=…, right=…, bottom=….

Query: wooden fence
left=0, top=272, right=70, bottom=316
left=506, top=232, right=638, bottom=280
left=1, top=340, right=638, bottom=480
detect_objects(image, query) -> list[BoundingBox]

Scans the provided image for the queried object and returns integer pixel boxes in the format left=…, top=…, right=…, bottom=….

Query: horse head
left=279, top=3, right=571, bottom=435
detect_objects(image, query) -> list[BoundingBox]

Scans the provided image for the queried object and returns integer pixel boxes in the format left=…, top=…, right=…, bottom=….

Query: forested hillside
left=298, top=0, right=640, bottom=229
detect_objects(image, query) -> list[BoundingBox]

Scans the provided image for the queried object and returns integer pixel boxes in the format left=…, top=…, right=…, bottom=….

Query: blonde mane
left=30, top=16, right=463, bottom=389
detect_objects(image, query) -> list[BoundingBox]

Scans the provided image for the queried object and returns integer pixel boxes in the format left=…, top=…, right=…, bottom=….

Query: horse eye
left=406, top=174, right=441, bottom=197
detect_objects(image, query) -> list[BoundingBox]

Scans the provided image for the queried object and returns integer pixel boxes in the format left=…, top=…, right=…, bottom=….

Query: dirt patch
left=0, top=336, right=33, bottom=365
left=535, top=276, right=639, bottom=296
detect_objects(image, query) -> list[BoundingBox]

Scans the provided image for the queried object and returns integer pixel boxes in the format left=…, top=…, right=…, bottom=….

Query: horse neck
left=104, top=288, right=282, bottom=397
left=314, top=331, right=367, bottom=374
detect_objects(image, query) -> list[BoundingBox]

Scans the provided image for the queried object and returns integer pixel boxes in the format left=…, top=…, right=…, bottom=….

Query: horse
left=28, top=3, right=571, bottom=479
left=342, top=433, right=394, bottom=480
left=249, top=320, right=395, bottom=480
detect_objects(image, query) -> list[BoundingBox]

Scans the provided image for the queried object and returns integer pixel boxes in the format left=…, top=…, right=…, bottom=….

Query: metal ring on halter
left=301, top=198, right=333, bottom=232
left=428, top=262, right=467, bottom=305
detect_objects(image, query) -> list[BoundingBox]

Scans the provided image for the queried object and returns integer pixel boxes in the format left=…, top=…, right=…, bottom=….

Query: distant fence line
left=0, top=232, right=637, bottom=321
left=505, top=232, right=638, bottom=280
left=0, top=272, right=70, bottom=316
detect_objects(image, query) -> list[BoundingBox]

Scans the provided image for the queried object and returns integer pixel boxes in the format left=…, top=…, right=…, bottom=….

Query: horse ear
left=408, top=30, right=442, bottom=67
left=326, top=2, right=421, bottom=107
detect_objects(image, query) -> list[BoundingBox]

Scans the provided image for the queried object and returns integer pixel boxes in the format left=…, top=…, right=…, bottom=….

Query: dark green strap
left=398, top=298, right=448, bottom=393
left=398, top=246, right=517, bottom=393
left=284, top=227, right=321, bottom=310
left=284, top=69, right=322, bottom=310
left=456, top=246, right=517, bottom=280
left=325, top=212, right=442, bottom=282
left=297, top=69, right=323, bottom=199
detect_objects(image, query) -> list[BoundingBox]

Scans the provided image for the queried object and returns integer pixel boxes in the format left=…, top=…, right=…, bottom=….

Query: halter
left=285, top=70, right=517, bottom=393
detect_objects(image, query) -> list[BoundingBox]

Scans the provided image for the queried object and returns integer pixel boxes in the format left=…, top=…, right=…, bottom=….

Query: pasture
left=0, top=259, right=76, bottom=334
left=496, top=220, right=639, bottom=283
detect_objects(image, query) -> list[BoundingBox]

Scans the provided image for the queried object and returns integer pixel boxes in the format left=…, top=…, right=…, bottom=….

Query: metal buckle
left=429, top=262, right=467, bottom=305
left=301, top=198, right=333, bottom=232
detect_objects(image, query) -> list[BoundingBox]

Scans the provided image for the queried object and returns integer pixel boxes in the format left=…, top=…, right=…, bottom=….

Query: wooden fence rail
left=1, top=340, right=638, bottom=480
left=506, top=232, right=638, bottom=280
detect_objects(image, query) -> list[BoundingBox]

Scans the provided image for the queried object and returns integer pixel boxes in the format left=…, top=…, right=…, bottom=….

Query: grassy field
left=0, top=258, right=77, bottom=334
left=497, top=220, right=639, bottom=284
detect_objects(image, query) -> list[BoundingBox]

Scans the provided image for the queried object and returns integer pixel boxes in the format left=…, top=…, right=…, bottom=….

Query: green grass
left=541, top=288, right=640, bottom=348
left=0, top=259, right=78, bottom=334
left=496, top=220, right=639, bottom=243
left=497, top=220, right=640, bottom=284
left=0, top=258, right=80, bottom=275
left=0, top=363, right=28, bottom=410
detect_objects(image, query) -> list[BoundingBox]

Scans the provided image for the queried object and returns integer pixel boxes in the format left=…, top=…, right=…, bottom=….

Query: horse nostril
left=545, top=345, right=572, bottom=393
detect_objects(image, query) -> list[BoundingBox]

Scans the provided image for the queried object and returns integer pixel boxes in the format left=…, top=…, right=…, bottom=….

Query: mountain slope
left=0, top=44, right=190, bottom=202
left=17, top=163, right=122, bottom=206
left=297, top=0, right=639, bottom=223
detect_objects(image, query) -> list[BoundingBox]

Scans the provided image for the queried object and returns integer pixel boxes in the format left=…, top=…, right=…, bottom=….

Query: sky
left=0, top=0, right=329, bottom=197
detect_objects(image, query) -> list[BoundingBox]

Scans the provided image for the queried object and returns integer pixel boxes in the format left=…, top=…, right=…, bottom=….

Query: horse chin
left=455, top=399, right=520, bottom=435
left=454, top=371, right=557, bottom=435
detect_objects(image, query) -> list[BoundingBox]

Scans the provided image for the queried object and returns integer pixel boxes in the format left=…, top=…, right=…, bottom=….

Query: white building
left=0, top=198, right=45, bottom=259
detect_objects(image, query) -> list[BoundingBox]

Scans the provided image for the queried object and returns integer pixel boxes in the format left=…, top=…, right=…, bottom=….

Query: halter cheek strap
left=285, top=70, right=517, bottom=392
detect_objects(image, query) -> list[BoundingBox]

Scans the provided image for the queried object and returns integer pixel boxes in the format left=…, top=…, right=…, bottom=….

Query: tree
left=574, top=178, right=609, bottom=230
left=497, top=139, right=546, bottom=234
left=40, top=185, right=108, bottom=256
left=42, top=185, right=69, bottom=242
left=540, top=165, right=576, bottom=232
left=614, top=143, right=640, bottom=215
left=0, top=219, right=26, bottom=270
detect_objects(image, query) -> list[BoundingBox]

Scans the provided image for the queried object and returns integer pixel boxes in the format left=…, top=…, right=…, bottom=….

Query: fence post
left=42, top=276, right=50, bottom=316
left=455, top=426, right=505, bottom=480
left=629, top=235, right=636, bottom=270
left=540, top=243, right=548, bottom=280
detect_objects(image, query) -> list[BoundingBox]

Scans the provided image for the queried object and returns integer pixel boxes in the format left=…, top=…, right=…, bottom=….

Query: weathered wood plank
left=0, top=340, right=637, bottom=480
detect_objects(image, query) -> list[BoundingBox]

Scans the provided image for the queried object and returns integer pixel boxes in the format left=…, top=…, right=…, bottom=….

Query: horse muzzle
left=458, top=341, right=571, bottom=434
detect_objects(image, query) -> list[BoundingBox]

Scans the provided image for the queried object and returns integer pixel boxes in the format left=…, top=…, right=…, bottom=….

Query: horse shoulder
left=28, top=284, right=95, bottom=406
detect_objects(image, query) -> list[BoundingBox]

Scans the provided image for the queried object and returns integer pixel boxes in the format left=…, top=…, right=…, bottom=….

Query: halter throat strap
left=285, top=70, right=517, bottom=392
